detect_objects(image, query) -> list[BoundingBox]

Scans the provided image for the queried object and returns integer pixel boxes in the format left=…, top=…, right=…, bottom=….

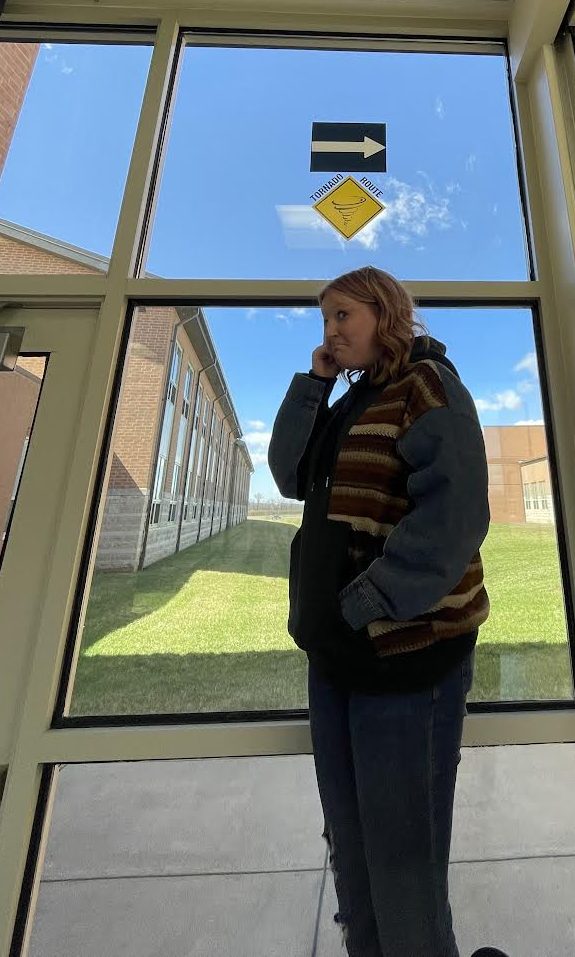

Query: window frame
left=2, top=13, right=575, bottom=956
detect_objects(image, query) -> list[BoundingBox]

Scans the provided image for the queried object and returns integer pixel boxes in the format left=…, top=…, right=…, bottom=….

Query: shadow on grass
left=84, top=520, right=296, bottom=650
left=70, top=642, right=574, bottom=717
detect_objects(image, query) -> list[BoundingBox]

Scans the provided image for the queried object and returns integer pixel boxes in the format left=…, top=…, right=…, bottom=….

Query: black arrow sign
left=311, top=122, right=386, bottom=173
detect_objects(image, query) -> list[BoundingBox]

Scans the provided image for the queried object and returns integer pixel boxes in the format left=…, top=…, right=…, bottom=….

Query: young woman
left=268, top=266, right=510, bottom=957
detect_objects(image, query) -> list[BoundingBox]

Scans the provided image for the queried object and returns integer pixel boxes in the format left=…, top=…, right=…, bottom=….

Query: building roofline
left=519, top=456, right=548, bottom=466
left=0, top=218, right=109, bottom=272
left=482, top=423, right=545, bottom=429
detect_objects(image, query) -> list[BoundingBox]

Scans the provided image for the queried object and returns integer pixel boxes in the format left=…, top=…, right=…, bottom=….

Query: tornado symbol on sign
left=331, top=195, right=367, bottom=226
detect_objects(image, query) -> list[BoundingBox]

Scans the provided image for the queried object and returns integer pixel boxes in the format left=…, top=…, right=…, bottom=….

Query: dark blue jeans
left=308, top=648, right=475, bottom=957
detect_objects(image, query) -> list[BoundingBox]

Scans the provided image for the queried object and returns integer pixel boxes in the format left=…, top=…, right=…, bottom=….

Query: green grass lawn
left=70, top=519, right=574, bottom=716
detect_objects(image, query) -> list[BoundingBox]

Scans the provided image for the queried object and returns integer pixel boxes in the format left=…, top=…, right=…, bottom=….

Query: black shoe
left=471, top=949, right=511, bottom=957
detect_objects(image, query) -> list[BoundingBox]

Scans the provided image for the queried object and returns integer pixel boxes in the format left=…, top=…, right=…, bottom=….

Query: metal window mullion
left=0, top=6, right=508, bottom=41
left=0, top=759, right=50, bottom=957
left=555, top=33, right=575, bottom=179
left=181, top=31, right=506, bottom=55
left=33, top=711, right=575, bottom=766
left=125, top=278, right=541, bottom=302
left=514, top=57, right=575, bottom=686
left=0, top=274, right=107, bottom=305
left=106, top=13, right=179, bottom=284
left=542, top=43, right=575, bottom=247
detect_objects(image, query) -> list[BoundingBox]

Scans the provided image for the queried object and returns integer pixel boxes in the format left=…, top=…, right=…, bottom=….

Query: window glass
left=65, top=303, right=572, bottom=719
left=0, top=41, right=151, bottom=275
left=419, top=306, right=570, bottom=701
left=146, top=44, right=528, bottom=280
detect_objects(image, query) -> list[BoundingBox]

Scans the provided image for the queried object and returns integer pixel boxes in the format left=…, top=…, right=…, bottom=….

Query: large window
left=146, top=42, right=529, bottom=281
left=0, top=41, right=151, bottom=275
left=61, top=301, right=573, bottom=718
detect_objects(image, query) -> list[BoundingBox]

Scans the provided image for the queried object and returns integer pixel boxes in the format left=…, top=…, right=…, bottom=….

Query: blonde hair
left=318, top=265, right=428, bottom=384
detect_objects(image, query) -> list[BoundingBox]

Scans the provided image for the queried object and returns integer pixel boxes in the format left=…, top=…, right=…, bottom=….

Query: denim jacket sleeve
left=268, top=373, right=336, bottom=500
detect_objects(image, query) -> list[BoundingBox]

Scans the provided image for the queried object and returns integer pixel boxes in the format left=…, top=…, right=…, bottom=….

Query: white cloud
left=474, top=389, right=523, bottom=412
left=517, top=379, right=535, bottom=395
left=465, top=153, right=477, bottom=173
left=492, top=203, right=498, bottom=215
left=375, top=176, right=452, bottom=245
left=42, top=45, right=74, bottom=75
left=290, top=307, right=308, bottom=316
left=349, top=215, right=382, bottom=250
left=514, top=419, right=544, bottom=425
left=245, top=308, right=259, bottom=320
left=435, top=96, right=445, bottom=119
left=276, top=205, right=343, bottom=249
left=243, top=430, right=272, bottom=449
left=514, top=352, right=538, bottom=377
left=248, top=419, right=266, bottom=431
left=243, top=430, right=272, bottom=467
left=250, top=452, right=269, bottom=466
left=446, top=181, right=462, bottom=194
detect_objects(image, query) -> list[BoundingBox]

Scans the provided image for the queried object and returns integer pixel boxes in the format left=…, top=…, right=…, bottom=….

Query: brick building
left=520, top=456, right=555, bottom=524
left=483, top=425, right=552, bottom=525
left=0, top=42, right=38, bottom=174
left=0, top=218, right=253, bottom=568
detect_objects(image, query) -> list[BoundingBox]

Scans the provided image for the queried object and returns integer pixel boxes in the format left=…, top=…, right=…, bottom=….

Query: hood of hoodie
left=410, top=334, right=460, bottom=379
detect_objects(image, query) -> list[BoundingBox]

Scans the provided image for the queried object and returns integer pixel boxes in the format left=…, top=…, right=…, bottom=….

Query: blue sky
left=0, top=41, right=543, bottom=499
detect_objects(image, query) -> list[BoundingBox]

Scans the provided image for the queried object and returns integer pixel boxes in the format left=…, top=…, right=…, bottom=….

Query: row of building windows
left=524, top=481, right=550, bottom=511
left=149, top=342, right=249, bottom=529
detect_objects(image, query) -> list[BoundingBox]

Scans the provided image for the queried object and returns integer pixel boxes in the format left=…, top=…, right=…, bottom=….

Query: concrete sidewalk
left=29, top=745, right=575, bottom=956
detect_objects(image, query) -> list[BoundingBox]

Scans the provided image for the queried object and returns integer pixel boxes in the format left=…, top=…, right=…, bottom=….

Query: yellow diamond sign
left=313, top=176, right=385, bottom=240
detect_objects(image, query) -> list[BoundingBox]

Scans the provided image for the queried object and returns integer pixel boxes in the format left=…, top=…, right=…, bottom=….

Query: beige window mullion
left=513, top=43, right=575, bottom=644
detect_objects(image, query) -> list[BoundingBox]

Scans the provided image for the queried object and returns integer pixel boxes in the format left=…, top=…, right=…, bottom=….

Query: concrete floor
left=29, top=744, right=575, bottom=957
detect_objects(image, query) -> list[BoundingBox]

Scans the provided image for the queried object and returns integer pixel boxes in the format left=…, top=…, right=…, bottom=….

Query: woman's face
left=320, top=289, right=383, bottom=371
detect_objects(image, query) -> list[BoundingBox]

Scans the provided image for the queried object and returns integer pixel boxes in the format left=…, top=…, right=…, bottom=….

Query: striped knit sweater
left=331, top=357, right=490, bottom=657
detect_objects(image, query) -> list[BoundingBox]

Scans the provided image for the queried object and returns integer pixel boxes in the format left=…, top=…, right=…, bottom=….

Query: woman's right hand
left=312, top=344, right=340, bottom=378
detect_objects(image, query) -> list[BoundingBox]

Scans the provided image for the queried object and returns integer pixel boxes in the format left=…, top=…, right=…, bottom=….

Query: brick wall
left=0, top=42, right=39, bottom=176
left=0, top=235, right=98, bottom=275
left=17, top=357, right=46, bottom=379
left=109, top=306, right=175, bottom=491
left=484, top=425, right=548, bottom=524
